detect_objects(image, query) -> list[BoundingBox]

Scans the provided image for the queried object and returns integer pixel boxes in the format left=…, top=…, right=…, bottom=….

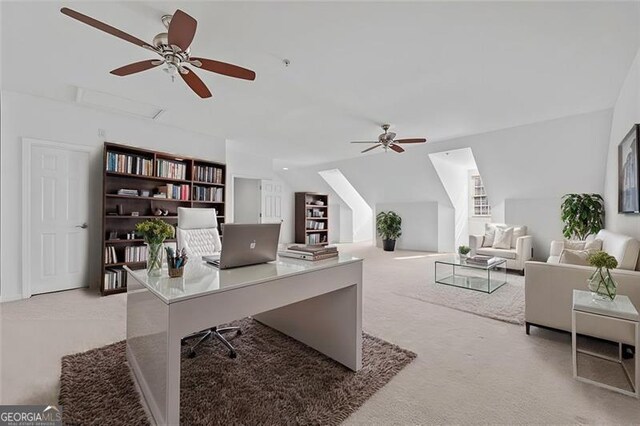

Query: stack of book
left=465, top=255, right=501, bottom=266
left=117, top=188, right=139, bottom=197
left=279, top=245, right=338, bottom=261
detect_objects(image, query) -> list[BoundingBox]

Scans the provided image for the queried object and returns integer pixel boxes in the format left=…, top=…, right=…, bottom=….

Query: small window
left=472, top=175, right=491, bottom=216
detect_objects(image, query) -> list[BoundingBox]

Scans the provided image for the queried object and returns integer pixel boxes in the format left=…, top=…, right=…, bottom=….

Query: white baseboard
left=1, top=293, right=25, bottom=303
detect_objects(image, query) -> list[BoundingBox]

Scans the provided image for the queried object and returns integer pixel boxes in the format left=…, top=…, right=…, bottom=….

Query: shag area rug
left=394, top=273, right=525, bottom=325
left=59, top=318, right=416, bottom=425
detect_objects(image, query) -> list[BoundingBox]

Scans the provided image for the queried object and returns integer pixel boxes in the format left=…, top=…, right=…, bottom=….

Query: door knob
left=76, top=223, right=88, bottom=229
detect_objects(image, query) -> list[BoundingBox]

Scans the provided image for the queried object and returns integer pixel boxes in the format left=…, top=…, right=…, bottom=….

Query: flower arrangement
left=135, top=218, right=175, bottom=244
left=587, top=250, right=618, bottom=300
left=135, top=219, right=175, bottom=277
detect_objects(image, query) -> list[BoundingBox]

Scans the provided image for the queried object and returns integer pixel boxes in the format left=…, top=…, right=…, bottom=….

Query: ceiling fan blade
left=350, top=141, right=377, bottom=144
left=361, top=145, right=381, bottom=153
left=60, top=8, right=151, bottom=49
left=191, top=58, right=256, bottom=81
left=110, top=60, right=161, bottom=76
left=180, top=66, right=212, bottom=98
left=394, top=138, right=427, bottom=144
left=168, top=9, right=197, bottom=52
left=390, top=144, right=405, bottom=153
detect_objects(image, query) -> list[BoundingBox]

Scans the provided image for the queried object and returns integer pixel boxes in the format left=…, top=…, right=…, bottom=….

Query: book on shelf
left=104, top=268, right=127, bottom=290
left=305, top=220, right=326, bottom=230
left=104, top=246, right=118, bottom=264
left=155, top=159, right=187, bottom=180
left=306, top=208, right=325, bottom=218
left=106, top=152, right=153, bottom=176
left=157, top=184, right=190, bottom=200
left=125, top=245, right=148, bottom=263
left=193, top=186, right=223, bottom=202
left=194, top=165, right=224, bottom=183
left=305, top=233, right=328, bottom=245
left=465, top=255, right=501, bottom=266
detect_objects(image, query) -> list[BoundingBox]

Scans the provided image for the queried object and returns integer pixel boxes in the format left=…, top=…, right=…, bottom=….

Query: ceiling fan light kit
left=350, top=124, right=427, bottom=154
left=60, top=7, right=256, bottom=98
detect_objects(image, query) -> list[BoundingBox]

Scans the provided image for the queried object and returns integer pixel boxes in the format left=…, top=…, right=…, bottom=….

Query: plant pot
left=382, top=239, right=396, bottom=252
left=146, top=241, right=164, bottom=277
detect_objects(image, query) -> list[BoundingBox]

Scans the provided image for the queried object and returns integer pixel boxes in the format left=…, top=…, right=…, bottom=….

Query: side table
left=572, top=289, right=639, bottom=397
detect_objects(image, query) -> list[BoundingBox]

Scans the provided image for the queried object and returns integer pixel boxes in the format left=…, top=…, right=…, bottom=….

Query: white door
left=261, top=180, right=283, bottom=224
left=29, top=143, right=90, bottom=295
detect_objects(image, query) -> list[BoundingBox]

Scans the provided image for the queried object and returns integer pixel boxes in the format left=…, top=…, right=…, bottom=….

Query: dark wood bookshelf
left=295, top=192, right=329, bottom=246
left=101, top=142, right=226, bottom=295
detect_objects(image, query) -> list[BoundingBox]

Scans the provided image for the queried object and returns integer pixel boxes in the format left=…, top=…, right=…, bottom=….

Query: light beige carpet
left=394, top=259, right=525, bottom=324
left=4, top=243, right=640, bottom=424
left=59, top=318, right=416, bottom=425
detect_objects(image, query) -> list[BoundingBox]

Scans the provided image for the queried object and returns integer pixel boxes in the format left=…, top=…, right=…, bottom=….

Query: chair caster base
left=229, top=351, right=237, bottom=359
left=187, top=350, right=196, bottom=359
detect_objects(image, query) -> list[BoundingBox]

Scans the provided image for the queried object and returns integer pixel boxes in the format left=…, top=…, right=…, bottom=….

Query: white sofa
left=525, top=230, right=640, bottom=343
left=469, top=224, right=533, bottom=273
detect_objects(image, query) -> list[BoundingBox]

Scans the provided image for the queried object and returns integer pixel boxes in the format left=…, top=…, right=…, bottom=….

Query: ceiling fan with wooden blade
left=60, top=7, right=256, bottom=98
left=350, top=124, right=427, bottom=154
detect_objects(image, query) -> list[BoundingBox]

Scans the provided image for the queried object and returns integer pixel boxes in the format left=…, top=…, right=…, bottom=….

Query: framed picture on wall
left=618, top=124, right=640, bottom=213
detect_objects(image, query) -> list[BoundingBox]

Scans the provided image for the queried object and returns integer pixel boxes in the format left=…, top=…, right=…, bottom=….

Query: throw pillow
left=493, top=227, right=514, bottom=249
left=584, top=239, right=603, bottom=251
left=482, top=223, right=507, bottom=247
left=511, top=225, right=527, bottom=248
left=564, top=240, right=586, bottom=250
left=482, top=224, right=496, bottom=247
left=558, top=249, right=591, bottom=266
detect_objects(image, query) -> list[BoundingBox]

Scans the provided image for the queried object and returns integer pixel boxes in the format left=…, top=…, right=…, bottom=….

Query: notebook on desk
left=203, top=223, right=281, bottom=269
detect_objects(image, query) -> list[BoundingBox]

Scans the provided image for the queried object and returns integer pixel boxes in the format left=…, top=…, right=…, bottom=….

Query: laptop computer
left=203, top=223, right=281, bottom=269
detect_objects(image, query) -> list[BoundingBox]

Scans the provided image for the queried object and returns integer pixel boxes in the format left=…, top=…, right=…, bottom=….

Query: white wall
left=0, top=90, right=226, bottom=301
left=604, top=48, right=640, bottom=240
left=233, top=178, right=261, bottom=223
left=281, top=109, right=612, bottom=253
left=505, top=198, right=563, bottom=260
left=225, top=145, right=294, bottom=243
left=376, top=201, right=452, bottom=252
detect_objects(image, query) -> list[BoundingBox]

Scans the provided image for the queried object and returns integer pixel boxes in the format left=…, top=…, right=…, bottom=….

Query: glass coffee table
left=435, top=256, right=507, bottom=294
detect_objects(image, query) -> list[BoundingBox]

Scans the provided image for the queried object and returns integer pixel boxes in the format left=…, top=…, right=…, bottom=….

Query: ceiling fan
left=351, top=125, right=427, bottom=154
left=60, top=7, right=256, bottom=98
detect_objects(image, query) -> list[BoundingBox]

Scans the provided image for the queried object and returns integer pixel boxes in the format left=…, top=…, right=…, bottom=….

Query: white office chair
left=176, top=207, right=241, bottom=359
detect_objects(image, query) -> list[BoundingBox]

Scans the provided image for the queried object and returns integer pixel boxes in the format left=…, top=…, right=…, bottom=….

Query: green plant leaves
left=560, top=193, right=604, bottom=240
left=376, top=211, right=402, bottom=240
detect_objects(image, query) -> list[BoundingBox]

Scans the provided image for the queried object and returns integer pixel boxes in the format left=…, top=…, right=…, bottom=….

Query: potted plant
left=376, top=211, right=402, bottom=252
left=561, top=193, right=604, bottom=240
left=135, top=218, right=175, bottom=277
left=587, top=250, right=618, bottom=300
left=458, top=245, right=471, bottom=259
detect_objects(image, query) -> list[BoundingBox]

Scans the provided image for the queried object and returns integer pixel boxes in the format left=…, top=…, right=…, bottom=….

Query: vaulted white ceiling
left=2, top=1, right=639, bottom=165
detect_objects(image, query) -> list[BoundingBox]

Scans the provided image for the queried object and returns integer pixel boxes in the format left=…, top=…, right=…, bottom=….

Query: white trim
left=21, top=138, right=94, bottom=300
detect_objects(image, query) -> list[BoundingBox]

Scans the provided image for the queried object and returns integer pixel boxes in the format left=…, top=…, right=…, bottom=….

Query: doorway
left=233, top=177, right=261, bottom=223
left=23, top=139, right=92, bottom=296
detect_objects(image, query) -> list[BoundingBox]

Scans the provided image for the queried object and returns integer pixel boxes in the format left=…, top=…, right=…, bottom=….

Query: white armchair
left=469, top=224, right=533, bottom=274
left=176, top=207, right=222, bottom=257
left=525, top=230, right=640, bottom=338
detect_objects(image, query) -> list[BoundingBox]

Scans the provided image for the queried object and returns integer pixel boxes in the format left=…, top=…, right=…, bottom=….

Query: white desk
left=572, top=289, right=639, bottom=398
left=125, top=255, right=363, bottom=425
